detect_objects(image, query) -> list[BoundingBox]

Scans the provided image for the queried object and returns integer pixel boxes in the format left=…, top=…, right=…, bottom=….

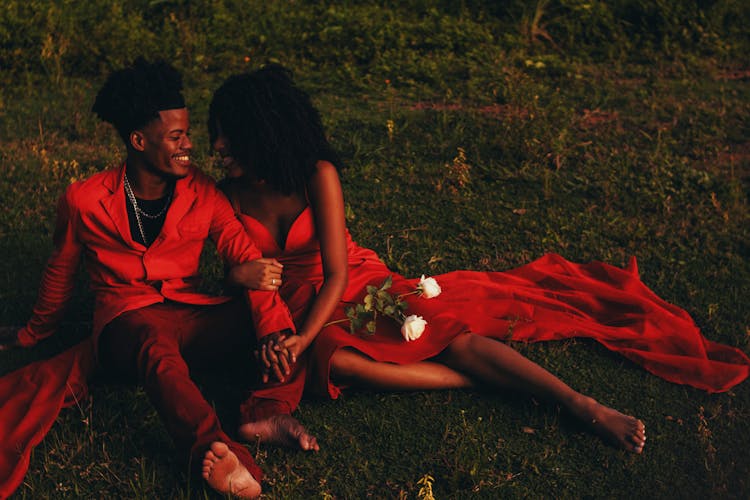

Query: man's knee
left=101, top=307, right=182, bottom=378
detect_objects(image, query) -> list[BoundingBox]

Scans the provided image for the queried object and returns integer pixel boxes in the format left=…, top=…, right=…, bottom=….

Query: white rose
left=418, top=275, right=442, bottom=299
left=401, top=315, right=427, bottom=341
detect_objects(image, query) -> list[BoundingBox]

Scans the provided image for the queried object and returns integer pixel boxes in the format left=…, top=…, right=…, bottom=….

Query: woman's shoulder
left=314, top=159, right=339, bottom=173
left=308, top=160, right=343, bottom=194
left=311, top=159, right=343, bottom=184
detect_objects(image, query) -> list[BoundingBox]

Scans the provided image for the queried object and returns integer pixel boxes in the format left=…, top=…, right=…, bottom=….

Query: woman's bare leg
left=330, top=348, right=474, bottom=390
left=437, top=333, right=646, bottom=452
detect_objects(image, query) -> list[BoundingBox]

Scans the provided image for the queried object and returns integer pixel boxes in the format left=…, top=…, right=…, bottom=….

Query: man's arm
left=14, top=188, right=83, bottom=347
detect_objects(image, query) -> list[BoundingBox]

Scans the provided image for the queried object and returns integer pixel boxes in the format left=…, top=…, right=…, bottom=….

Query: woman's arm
left=284, top=160, right=349, bottom=358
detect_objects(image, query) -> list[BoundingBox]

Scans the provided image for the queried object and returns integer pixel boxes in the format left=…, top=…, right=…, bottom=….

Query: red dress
left=239, top=206, right=750, bottom=405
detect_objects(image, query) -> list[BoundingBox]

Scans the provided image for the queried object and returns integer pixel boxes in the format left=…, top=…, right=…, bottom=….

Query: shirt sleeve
left=17, top=187, right=83, bottom=347
left=208, top=188, right=296, bottom=338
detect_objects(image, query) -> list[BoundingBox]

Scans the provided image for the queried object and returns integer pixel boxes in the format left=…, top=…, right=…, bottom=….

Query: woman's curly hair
left=209, top=65, right=342, bottom=195
left=92, top=57, right=185, bottom=142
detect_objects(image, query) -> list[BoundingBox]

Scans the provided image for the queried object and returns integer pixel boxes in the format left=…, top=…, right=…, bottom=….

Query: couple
left=1, top=59, right=748, bottom=499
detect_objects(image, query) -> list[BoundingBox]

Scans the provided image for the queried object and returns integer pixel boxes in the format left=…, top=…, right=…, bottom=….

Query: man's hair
left=208, top=64, right=342, bottom=195
left=92, top=57, right=185, bottom=142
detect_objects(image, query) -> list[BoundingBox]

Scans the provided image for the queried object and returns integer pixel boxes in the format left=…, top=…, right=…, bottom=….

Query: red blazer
left=17, top=163, right=294, bottom=347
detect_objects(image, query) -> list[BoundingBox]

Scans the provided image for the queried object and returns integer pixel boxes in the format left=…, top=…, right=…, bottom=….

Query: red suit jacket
left=17, top=162, right=294, bottom=347
left=0, top=163, right=295, bottom=498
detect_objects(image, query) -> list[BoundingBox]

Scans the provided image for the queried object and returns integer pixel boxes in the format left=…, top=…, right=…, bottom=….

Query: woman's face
left=211, top=123, right=245, bottom=179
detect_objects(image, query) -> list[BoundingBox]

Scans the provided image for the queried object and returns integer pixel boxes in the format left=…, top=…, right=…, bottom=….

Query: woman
left=209, top=65, right=749, bottom=455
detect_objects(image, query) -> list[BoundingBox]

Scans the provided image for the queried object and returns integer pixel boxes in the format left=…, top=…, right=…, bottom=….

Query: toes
left=202, top=446, right=221, bottom=478
left=299, top=434, right=319, bottom=451
left=625, top=436, right=645, bottom=454
left=626, top=426, right=646, bottom=447
left=210, top=441, right=230, bottom=458
left=629, top=427, right=646, bottom=453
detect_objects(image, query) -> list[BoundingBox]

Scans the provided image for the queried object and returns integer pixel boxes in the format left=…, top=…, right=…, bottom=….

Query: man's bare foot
left=238, top=414, right=320, bottom=451
left=567, top=395, right=646, bottom=453
left=202, top=442, right=261, bottom=499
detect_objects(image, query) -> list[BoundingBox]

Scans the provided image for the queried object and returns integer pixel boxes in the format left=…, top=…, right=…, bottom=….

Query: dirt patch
left=716, top=69, right=750, bottom=81
left=578, top=108, right=619, bottom=129
left=715, top=142, right=750, bottom=166
left=409, top=101, right=529, bottom=119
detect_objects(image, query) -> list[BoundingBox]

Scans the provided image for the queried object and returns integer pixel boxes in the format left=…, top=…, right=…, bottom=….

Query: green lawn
left=1, top=1, right=749, bottom=498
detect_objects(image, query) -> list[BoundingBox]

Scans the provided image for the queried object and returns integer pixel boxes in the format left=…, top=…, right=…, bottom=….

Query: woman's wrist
left=295, top=330, right=317, bottom=350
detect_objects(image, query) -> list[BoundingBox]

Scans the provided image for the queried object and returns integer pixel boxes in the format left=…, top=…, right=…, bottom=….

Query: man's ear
left=130, top=131, right=146, bottom=152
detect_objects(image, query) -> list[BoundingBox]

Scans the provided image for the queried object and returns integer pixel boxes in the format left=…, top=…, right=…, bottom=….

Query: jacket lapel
left=159, top=169, right=197, bottom=241
left=100, top=163, right=140, bottom=248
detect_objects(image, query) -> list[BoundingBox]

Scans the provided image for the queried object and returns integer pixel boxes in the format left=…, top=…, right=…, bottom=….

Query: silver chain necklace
left=123, top=174, right=171, bottom=246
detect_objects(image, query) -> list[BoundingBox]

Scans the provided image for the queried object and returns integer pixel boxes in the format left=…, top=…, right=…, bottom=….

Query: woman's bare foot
left=238, top=414, right=320, bottom=451
left=567, top=395, right=646, bottom=453
left=202, top=442, right=262, bottom=499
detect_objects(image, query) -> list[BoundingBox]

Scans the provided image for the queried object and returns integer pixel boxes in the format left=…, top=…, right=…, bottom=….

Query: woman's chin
left=224, top=166, right=245, bottom=179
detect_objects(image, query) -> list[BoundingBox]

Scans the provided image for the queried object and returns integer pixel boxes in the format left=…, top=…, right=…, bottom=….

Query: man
left=0, top=58, right=313, bottom=499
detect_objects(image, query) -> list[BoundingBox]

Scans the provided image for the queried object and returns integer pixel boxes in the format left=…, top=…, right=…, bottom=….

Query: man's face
left=138, top=108, right=193, bottom=180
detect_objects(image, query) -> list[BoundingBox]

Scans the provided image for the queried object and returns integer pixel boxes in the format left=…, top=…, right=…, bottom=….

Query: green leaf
left=380, top=275, right=393, bottom=291
left=366, top=320, right=376, bottom=334
left=363, top=294, right=374, bottom=311
left=351, top=317, right=363, bottom=331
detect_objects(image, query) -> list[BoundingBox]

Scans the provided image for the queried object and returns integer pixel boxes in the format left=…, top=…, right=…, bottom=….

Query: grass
left=1, top=1, right=749, bottom=498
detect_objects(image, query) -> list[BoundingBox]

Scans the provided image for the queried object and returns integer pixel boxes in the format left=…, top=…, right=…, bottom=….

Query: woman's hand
left=0, top=326, right=22, bottom=351
left=229, top=258, right=283, bottom=291
left=280, top=334, right=314, bottom=365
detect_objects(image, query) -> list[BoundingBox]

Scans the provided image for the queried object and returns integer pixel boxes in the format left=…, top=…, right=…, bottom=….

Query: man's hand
left=0, top=326, right=23, bottom=351
left=229, top=258, right=283, bottom=291
left=255, top=330, right=295, bottom=383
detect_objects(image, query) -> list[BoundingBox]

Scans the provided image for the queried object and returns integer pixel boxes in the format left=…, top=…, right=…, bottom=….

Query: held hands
left=256, top=330, right=314, bottom=384
left=256, top=330, right=295, bottom=383
left=229, top=258, right=283, bottom=291
left=0, top=326, right=22, bottom=351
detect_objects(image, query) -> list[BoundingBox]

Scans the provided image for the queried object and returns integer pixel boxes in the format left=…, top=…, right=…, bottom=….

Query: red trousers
left=97, top=299, right=263, bottom=480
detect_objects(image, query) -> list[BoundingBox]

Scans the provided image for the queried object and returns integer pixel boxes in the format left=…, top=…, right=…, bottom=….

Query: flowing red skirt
left=308, top=254, right=749, bottom=398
